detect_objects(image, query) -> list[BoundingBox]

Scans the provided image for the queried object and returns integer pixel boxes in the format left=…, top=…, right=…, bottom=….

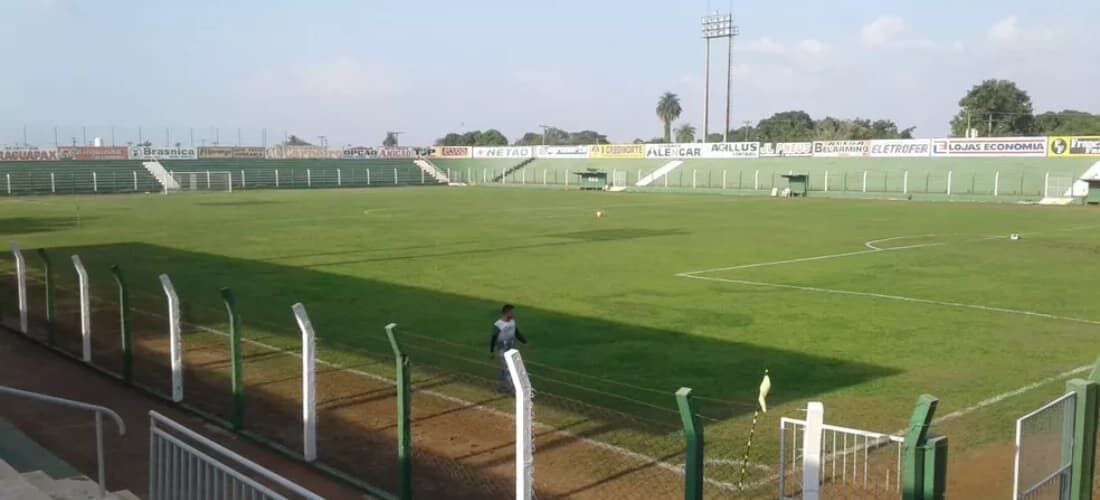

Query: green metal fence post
left=675, top=387, right=703, bottom=500
left=921, top=435, right=948, bottom=500
left=110, top=265, right=132, bottom=383
left=1067, top=378, right=1098, bottom=500
left=902, top=394, right=938, bottom=500
left=221, top=287, right=244, bottom=431
left=385, top=323, right=412, bottom=500
left=36, top=249, right=54, bottom=345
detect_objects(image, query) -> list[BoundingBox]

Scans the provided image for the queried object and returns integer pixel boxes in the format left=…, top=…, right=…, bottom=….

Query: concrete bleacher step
left=0, top=462, right=138, bottom=500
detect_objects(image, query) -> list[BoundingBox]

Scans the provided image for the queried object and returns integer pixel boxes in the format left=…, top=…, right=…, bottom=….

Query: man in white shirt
left=489, top=304, right=528, bottom=394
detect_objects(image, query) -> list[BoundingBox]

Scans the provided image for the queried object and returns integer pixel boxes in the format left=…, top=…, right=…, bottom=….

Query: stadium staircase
left=141, top=161, right=177, bottom=191
left=491, top=158, right=535, bottom=183
left=414, top=159, right=452, bottom=184
left=0, top=460, right=139, bottom=500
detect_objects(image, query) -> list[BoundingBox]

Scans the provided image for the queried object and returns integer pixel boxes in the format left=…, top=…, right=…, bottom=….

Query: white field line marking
left=42, top=283, right=757, bottom=490
left=926, top=364, right=1092, bottom=428
left=678, top=274, right=1100, bottom=327
left=679, top=234, right=942, bottom=276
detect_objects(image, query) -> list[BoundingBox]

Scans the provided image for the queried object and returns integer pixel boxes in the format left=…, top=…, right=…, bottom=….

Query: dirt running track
left=0, top=326, right=366, bottom=499
left=1, top=293, right=713, bottom=500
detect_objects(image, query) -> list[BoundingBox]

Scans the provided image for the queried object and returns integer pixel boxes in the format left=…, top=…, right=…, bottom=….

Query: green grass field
left=2, top=186, right=1098, bottom=494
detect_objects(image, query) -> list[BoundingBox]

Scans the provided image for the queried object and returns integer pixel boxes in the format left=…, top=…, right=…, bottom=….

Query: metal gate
left=1013, top=391, right=1076, bottom=499
left=779, top=416, right=905, bottom=499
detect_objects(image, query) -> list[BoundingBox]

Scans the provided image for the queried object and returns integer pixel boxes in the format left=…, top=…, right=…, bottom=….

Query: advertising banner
left=535, top=145, right=589, bottom=159
left=472, top=146, right=533, bottom=159
left=867, top=139, right=931, bottom=157
left=705, top=142, right=759, bottom=158
left=343, top=146, right=379, bottom=159
left=931, top=137, right=1047, bottom=157
left=645, top=143, right=705, bottom=159
left=1048, top=136, right=1100, bottom=157
left=58, top=146, right=129, bottom=161
left=265, top=145, right=339, bottom=159
left=197, top=146, right=266, bottom=159
left=812, top=140, right=870, bottom=158
left=432, top=146, right=472, bottom=158
left=589, top=144, right=645, bottom=159
left=128, top=146, right=198, bottom=160
left=0, top=147, right=59, bottom=161
left=378, top=147, right=420, bottom=159
left=759, top=142, right=812, bottom=157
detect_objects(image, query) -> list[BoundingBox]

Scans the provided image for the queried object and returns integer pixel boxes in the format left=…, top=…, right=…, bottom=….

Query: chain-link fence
left=1014, top=391, right=1076, bottom=499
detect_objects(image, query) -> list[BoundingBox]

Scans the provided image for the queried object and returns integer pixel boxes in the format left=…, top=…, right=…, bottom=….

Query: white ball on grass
left=596, top=211, right=603, bottom=218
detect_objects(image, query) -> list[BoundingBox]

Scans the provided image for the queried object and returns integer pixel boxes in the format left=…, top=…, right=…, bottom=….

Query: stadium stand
left=0, top=161, right=159, bottom=195
left=429, top=159, right=528, bottom=185
left=160, top=159, right=443, bottom=190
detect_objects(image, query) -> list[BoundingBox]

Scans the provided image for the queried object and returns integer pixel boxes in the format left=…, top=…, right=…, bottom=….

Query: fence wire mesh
left=1014, top=391, right=1075, bottom=500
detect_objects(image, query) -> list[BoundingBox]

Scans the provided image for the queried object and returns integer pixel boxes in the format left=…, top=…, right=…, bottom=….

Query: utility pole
left=538, top=125, right=556, bottom=146
left=743, top=120, right=752, bottom=140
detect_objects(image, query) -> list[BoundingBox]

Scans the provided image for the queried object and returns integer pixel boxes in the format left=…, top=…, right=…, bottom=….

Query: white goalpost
left=163, top=171, right=234, bottom=194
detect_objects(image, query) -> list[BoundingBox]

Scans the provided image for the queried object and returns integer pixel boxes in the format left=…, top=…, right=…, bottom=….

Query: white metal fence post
left=275, top=169, right=280, bottom=187
left=307, top=169, right=312, bottom=187
left=994, top=171, right=1000, bottom=197
left=159, top=274, right=183, bottom=402
left=205, top=170, right=211, bottom=189
left=10, top=243, right=27, bottom=334
left=337, top=168, right=342, bottom=187
left=72, top=255, right=91, bottom=362
left=366, top=169, right=371, bottom=185
left=133, top=171, right=138, bottom=191
left=862, top=171, right=868, bottom=193
left=824, top=170, right=829, bottom=192
left=1043, top=172, right=1050, bottom=197
left=802, top=402, right=824, bottom=500
left=504, top=349, right=533, bottom=500
left=948, top=171, right=954, bottom=195
left=51, top=173, right=56, bottom=193
left=93, top=172, right=98, bottom=192
left=393, top=168, right=398, bottom=185
left=692, top=170, right=697, bottom=189
left=754, top=170, right=760, bottom=190
left=903, top=171, right=909, bottom=194
left=5, top=173, right=10, bottom=195
left=722, top=170, right=727, bottom=189
left=241, top=170, right=246, bottom=189
left=292, top=303, right=317, bottom=462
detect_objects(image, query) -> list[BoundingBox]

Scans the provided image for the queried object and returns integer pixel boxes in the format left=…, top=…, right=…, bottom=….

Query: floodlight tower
left=701, top=12, right=739, bottom=142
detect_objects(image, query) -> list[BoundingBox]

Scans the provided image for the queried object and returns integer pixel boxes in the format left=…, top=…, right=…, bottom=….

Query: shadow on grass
left=26, top=242, right=898, bottom=424
left=0, top=217, right=87, bottom=236
left=2, top=242, right=902, bottom=498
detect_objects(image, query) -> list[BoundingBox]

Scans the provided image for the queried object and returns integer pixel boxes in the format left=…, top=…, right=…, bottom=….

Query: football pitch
left=2, top=186, right=1098, bottom=496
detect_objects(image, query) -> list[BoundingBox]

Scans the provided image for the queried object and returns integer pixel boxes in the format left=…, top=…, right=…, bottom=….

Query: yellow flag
left=758, top=369, right=771, bottom=413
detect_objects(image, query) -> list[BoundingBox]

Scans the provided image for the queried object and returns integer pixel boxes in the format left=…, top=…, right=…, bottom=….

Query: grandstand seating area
left=0, top=159, right=441, bottom=195
left=0, top=161, right=159, bottom=195
left=438, top=157, right=1095, bottom=198
left=162, top=159, right=442, bottom=189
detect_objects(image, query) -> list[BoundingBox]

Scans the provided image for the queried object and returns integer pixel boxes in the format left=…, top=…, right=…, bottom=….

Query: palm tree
left=656, top=92, right=682, bottom=142
left=674, top=123, right=696, bottom=143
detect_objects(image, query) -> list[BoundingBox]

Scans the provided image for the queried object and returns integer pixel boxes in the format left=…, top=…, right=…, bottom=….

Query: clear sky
left=2, top=0, right=1097, bottom=147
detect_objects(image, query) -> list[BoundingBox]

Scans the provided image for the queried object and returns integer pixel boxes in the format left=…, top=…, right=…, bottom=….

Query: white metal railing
left=1013, top=391, right=1076, bottom=500
left=148, top=411, right=322, bottom=500
left=0, top=385, right=125, bottom=498
left=779, top=416, right=905, bottom=499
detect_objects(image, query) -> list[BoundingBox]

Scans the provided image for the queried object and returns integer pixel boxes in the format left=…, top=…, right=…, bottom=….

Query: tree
left=950, top=79, right=1036, bottom=137
left=1035, top=110, right=1100, bottom=135
left=286, top=135, right=312, bottom=146
left=383, top=132, right=399, bottom=147
left=656, top=92, right=682, bottom=143
left=674, top=123, right=696, bottom=143
left=436, top=133, right=464, bottom=146
left=475, top=129, right=508, bottom=146
left=755, top=111, right=814, bottom=142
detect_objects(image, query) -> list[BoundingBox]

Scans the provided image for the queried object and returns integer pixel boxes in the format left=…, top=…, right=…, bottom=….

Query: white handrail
left=149, top=411, right=323, bottom=499
left=0, top=385, right=125, bottom=497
